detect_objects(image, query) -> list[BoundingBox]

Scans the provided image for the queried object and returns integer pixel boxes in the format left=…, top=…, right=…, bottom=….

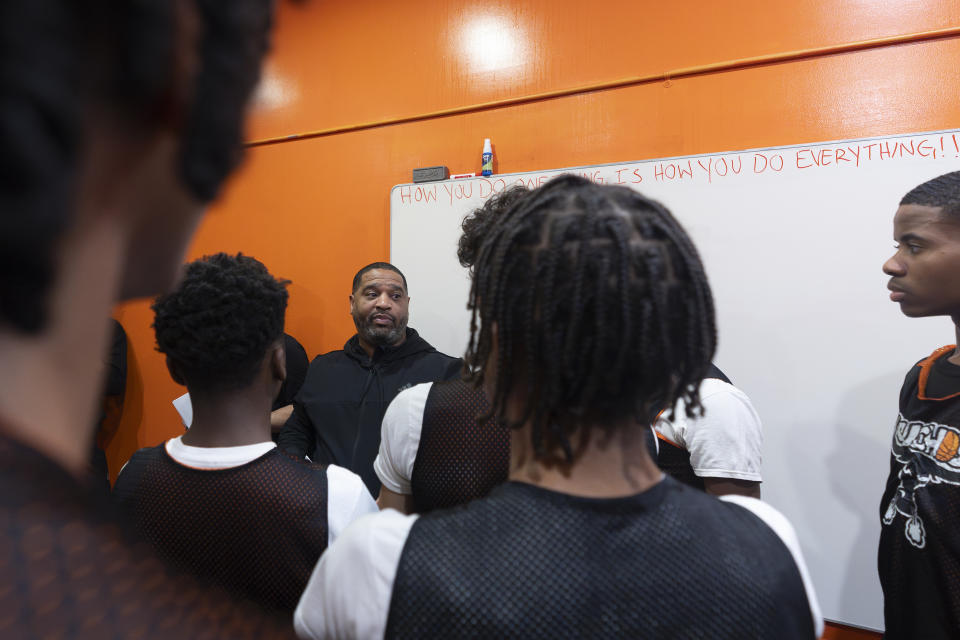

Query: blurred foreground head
left=0, top=0, right=275, bottom=334
left=464, top=174, right=717, bottom=461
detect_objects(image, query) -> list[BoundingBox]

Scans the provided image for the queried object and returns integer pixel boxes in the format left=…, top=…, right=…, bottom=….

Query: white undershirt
left=374, top=378, right=763, bottom=496
left=374, top=382, right=432, bottom=495
left=159, top=436, right=378, bottom=546
left=293, top=488, right=823, bottom=640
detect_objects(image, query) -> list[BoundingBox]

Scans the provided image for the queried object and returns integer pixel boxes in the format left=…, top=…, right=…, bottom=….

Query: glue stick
left=481, top=138, right=493, bottom=176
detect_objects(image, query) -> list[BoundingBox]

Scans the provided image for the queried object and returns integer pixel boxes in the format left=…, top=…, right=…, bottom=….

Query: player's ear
left=270, top=341, right=286, bottom=384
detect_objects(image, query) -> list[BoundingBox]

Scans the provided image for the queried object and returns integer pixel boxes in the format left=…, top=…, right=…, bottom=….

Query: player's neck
left=508, top=418, right=662, bottom=499
left=183, top=390, right=273, bottom=448
left=0, top=212, right=125, bottom=476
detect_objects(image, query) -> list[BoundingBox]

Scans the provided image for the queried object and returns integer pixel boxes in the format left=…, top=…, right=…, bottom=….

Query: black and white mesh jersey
left=655, top=436, right=705, bottom=489
left=411, top=378, right=509, bottom=513
left=879, top=345, right=960, bottom=639
left=385, top=476, right=814, bottom=639
left=113, top=444, right=329, bottom=615
left=655, top=363, right=733, bottom=490
left=0, top=431, right=293, bottom=638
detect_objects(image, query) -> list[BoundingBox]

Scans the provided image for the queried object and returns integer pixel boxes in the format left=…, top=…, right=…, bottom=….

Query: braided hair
left=0, top=0, right=275, bottom=335
left=464, top=174, right=716, bottom=461
left=457, top=186, right=530, bottom=271
left=152, top=253, right=289, bottom=395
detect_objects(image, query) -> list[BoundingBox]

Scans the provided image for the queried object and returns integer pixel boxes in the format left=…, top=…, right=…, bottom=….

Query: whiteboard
left=391, top=129, right=960, bottom=631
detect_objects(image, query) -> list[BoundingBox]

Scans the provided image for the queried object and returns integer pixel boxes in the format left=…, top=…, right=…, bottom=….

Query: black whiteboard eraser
left=413, top=166, right=450, bottom=183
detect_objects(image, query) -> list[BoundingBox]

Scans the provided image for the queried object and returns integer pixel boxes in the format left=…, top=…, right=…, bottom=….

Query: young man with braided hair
left=295, top=175, right=822, bottom=639
left=114, top=253, right=376, bottom=617
left=879, top=170, right=960, bottom=639
left=0, top=1, right=299, bottom=636
left=375, top=187, right=527, bottom=514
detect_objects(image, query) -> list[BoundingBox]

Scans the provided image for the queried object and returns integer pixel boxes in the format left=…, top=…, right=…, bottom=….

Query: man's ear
left=348, top=293, right=355, bottom=315
left=270, top=341, right=287, bottom=384
left=165, top=355, right=186, bottom=386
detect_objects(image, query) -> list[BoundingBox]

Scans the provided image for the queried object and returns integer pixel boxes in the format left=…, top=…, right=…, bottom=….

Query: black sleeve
left=706, top=363, right=732, bottom=385
left=273, top=333, right=310, bottom=410
left=276, top=401, right=315, bottom=459
left=442, top=357, right=464, bottom=381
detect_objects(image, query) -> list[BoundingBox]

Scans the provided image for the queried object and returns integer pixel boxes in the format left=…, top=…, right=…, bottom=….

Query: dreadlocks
left=464, top=174, right=716, bottom=461
left=458, top=185, right=530, bottom=271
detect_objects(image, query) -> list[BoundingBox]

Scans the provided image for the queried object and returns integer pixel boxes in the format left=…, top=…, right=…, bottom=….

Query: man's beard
left=353, top=311, right=407, bottom=347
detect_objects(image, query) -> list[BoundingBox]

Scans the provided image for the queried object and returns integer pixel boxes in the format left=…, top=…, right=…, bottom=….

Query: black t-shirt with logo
left=879, top=345, right=960, bottom=639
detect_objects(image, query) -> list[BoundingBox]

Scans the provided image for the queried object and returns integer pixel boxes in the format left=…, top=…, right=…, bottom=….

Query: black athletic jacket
left=277, top=328, right=461, bottom=494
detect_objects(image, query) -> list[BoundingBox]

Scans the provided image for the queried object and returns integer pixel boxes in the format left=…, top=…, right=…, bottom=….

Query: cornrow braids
left=464, top=174, right=717, bottom=462
left=900, top=171, right=960, bottom=217
left=152, top=253, right=289, bottom=395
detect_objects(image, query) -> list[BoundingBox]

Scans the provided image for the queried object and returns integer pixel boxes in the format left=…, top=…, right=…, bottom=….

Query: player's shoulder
left=719, top=495, right=793, bottom=536
left=326, top=464, right=368, bottom=494
left=698, top=376, right=747, bottom=401
left=329, top=508, right=419, bottom=561
left=392, top=381, right=434, bottom=405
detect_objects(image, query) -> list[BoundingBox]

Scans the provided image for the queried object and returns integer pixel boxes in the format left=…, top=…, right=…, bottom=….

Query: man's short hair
left=0, top=0, right=273, bottom=335
left=352, top=262, right=408, bottom=293
left=458, top=186, right=530, bottom=271
left=901, top=171, right=960, bottom=217
left=152, top=253, right=289, bottom=395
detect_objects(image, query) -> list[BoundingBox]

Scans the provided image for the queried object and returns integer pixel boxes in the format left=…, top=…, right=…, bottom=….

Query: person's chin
left=898, top=303, right=933, bottom=318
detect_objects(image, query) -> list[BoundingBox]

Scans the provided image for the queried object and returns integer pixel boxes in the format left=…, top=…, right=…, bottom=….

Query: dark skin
left=349, top=269, right=410, bottom=359
left=169, top=340, right=285, bottom=448
left=0, top=0, right=201, bottom=475
left=883, top=203, right=960, bottom=365
left=704, top=478, right=760, bottom=498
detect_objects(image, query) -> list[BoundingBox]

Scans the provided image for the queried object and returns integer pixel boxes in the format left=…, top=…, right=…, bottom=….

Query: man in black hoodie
left=278, top=262, right=462, bottom=494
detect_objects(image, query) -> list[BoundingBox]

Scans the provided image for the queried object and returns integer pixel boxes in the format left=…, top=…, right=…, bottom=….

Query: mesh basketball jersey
left=0, top=432, right=292, bottom=638
left=385, top=476, right=814, bottom=639
left=655, top=364, right=732, bottom=490
left=113, top=445, right=329, bottom=615
left=410, top=378, right=510, bottom=513
left=879, top=346, right=960, bottom=639
left=655, top=437, right=705, bottom=490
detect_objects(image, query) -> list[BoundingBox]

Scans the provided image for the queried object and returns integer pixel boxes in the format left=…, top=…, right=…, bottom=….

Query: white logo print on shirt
left=883, top=414, right=960, bottom=548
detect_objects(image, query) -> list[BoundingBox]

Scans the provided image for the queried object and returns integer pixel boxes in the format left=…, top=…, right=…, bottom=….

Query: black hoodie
left=278, top=328, right=461, bottom=494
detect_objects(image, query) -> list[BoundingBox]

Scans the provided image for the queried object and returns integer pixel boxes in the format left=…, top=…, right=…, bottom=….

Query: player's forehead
left=358, top=269, right=405, bottom=292
left=892, top=204, right=956, bottom=239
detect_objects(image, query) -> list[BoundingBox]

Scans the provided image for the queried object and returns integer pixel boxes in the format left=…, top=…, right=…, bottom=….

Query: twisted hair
left=901, top=171, right=960, bottom=216
left=178, top=0, right=275, bottom=203
left=464, top=175, right=716, bottom=461
left=0, top=0, right=275, bottom=335
left=152, top=253, right=289, bottom=394
left=458, top=186, right=530, bottom=271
